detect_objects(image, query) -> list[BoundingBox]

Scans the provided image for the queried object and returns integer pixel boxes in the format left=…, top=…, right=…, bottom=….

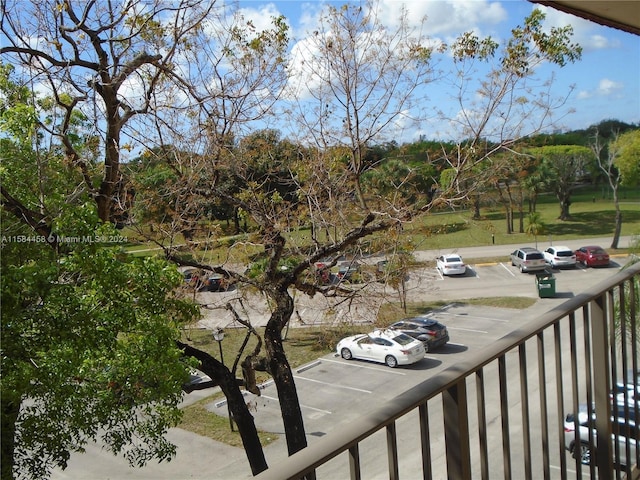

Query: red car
left=575, top=245, right=610, bottom=267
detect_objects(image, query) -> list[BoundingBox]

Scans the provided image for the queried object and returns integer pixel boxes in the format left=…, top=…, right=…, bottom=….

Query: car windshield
left=391, top=333, right=415, bottom=346
left=527, top=253, right=544, bottom=260
left=556, top=250, right=573, bottom=257
left=447, top=256, right=462, bottom=263
left=592, top=248, right=607, bottom=255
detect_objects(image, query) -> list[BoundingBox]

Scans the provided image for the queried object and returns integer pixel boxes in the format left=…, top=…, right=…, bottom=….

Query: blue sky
left=235, top=0, right=640, bottom=140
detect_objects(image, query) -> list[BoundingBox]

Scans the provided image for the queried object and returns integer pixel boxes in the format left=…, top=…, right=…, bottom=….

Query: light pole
left=212, top=327, right=234, bottom=431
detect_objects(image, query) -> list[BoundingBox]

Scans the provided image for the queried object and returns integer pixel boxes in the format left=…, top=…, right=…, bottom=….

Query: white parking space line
left=260, top=395, right=332, bottom=415
left=446, top=342, right=467, bottom=348
left=323, top=357, right=407, bottom=375
left=447, top=327, right=488, bottom=334
left=293, top=375, right=372, bottom=394
left=499, top=262, right=516, bottom=276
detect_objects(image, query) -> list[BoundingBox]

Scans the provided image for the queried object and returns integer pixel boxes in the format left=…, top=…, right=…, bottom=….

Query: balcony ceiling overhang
left=530, top=1, right=640, bottom=35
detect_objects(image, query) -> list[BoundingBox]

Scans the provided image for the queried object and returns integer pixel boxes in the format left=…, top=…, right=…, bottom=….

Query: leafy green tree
left=613, top=130, right=640, bottom=187
left=529, top=145, right=592, bottom=220
left=0, top=67, right=197, bottom=480
left=591, top=128, right=640, bottom=248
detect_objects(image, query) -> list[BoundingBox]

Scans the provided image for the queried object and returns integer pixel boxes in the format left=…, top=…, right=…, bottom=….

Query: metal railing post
left=591, top=294, right=614, bottom=479
left=443, top=379, right=471, bottom=479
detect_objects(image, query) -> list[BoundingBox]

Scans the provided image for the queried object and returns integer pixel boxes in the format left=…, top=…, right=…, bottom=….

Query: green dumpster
left=536, top=272, right=556, bottom=298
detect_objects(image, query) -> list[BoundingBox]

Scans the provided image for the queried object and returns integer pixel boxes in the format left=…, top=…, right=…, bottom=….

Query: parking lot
left=206, top=257, right=632, bottom=478
left=52, top=239, right=634, bottom=479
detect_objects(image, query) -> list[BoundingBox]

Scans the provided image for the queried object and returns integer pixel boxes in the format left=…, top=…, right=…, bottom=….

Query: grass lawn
left=126, top=186, right=639, bottom=263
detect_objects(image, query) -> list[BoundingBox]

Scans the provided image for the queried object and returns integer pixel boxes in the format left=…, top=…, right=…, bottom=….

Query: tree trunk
left=506, top=207, right=513, bottom=234
left=264, top=291, right=308, bottom=457
left=558, top=197, right=571, bottom=220
left=518, top=195, right=524, bottom=233
left=233, top=208, right=241, bottom=234
left=177, top=342, right=268, bottom=476
left=1, top=393, right=19, bottom=480
left=611, top=187, right=622, bottom=249
left=472, top=194, right=481, bottom=220
left=97, top=92, right=122, bottom=222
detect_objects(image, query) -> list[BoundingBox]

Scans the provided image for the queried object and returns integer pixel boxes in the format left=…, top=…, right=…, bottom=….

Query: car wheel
left=519, top=264, right=525, bottom=273
left=385, top=355, right=398, bottom=368
left=574, top=442, right=591, bottom=465
left=340, top=348, right=353, bottom=360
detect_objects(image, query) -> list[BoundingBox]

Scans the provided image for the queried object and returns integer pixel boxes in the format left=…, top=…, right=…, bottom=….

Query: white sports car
left=336, top=329, right=425, bottom=368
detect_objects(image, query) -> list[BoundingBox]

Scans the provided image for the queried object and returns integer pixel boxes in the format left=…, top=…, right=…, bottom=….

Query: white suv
left=543, top=245, right=577, bottom=268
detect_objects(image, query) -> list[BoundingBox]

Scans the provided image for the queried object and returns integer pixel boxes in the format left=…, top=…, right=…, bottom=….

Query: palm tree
left=525, top=212, right=545, bottom=249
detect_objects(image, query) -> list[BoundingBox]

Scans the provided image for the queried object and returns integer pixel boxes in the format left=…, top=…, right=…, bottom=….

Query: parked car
left=375, top=260, right=389, bottom=280
left=387, top=317, right=449, bottom=352
left=564, top=403, right=637, bottom=467
left=182, top=268, right=229, bottom=291
left=203, top=273, right=227, bottom=292
left=576, top=245, right=610, bottom=267
left=182, top=268, right=206, bottom=291
left=510, top=247, right=547, bottom=273
left=436, top=254, right=467, bottom=276
left=337, top=261, right=360, bottom=282
left=336, top=329, right=425, bottom=368
left=611, top=371, right=640, bottom=406
left=314, top=261, right=332, bottom=284
left=543, top=246, right=577, bottom=268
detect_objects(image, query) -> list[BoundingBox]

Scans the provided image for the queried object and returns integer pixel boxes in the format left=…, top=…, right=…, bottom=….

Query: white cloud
left=596, top=78, right=623, bottom=95
left=577, top=90, right=592, bottom=100
left=577, top=78, right=623, bottom=100
left=373, top=0, right=507, bottom=35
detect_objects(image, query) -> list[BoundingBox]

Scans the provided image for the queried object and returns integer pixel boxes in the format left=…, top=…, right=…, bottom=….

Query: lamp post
left=212, top=327, right=234, bottom=431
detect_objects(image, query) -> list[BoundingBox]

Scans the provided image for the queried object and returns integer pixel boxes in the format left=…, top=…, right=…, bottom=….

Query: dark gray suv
left=510, top=247, right=546, bottom=273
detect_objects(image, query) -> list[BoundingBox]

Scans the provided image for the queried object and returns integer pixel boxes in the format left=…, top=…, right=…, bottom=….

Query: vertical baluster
left=349, top=443, right=361, bottom=480
left=475, top=369, right=489, bottom=480
left=537, top=331, right=552, bottom=480
left=387, top=421, right=399, bottom=480
left=419, top=402, right=432, bottom=480
left=519, top=343, right=532, bottom=479
left=499, top=355, right=512, bottom=480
